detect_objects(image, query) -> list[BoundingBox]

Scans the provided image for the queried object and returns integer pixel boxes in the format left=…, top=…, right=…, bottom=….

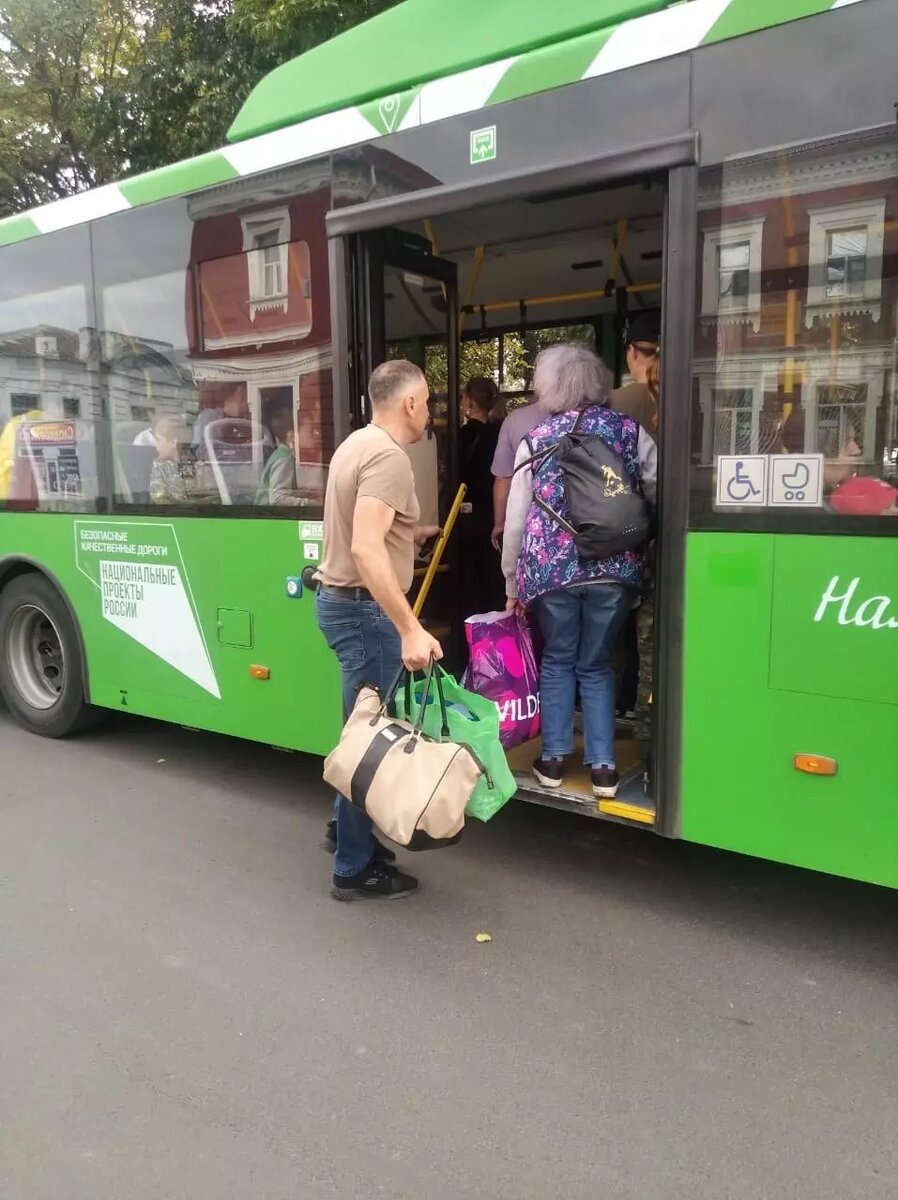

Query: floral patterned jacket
left=501, top=405, right=656, bottom=606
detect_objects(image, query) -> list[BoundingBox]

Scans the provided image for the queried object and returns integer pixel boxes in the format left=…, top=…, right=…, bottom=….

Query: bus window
left=92, top=166, right=335, bottom=511
left=692, top=129, right=898, bottom=524
left=0, top=228, right=103, bottom=512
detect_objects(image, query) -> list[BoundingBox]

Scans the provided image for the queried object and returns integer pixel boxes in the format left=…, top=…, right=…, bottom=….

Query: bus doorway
left=345, top=170, right=669, bottom=828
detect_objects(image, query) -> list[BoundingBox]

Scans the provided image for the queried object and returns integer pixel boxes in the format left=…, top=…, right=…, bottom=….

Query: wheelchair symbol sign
left=716, top=455, right=767, bottom=507
left=768, top=454, right=823, bottom=507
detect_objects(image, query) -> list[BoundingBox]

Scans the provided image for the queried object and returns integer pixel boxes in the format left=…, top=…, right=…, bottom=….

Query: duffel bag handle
left=379, top=657, right=449, bottom=740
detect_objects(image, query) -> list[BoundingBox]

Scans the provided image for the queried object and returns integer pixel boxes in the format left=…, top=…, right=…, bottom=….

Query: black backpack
left=520, top=406, right=652, bottom=560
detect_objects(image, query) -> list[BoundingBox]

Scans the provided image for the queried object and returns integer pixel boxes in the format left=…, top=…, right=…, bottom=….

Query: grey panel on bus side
left=361, top=57, right=691, bottom=190
left=353, top=0, right=892, bottom=190
left=694, top=0, right=896, bottom=163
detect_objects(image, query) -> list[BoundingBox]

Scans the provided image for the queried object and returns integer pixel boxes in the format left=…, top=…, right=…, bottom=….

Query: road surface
left=2, top=712, right=896, bottom=1199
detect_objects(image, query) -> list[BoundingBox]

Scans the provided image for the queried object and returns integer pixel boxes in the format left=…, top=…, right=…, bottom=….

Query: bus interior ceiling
left=387, top=176, right=665, bottom=347
left=381, top=176, right=666, bottom=820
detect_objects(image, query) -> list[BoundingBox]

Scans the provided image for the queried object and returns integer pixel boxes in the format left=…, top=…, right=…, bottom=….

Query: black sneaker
left=321, top=819, right=396, bottom=863
left=533, top=757, right=564, bottom=788
left=591, top=767, right=620, bottom=799
left=330, top=860, right=418, bottom=902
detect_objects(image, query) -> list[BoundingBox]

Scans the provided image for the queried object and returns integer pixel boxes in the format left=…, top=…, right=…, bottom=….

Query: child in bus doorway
left=501, top=344, right=657, bottom=800
left=149, top=419, right=190, bottom=504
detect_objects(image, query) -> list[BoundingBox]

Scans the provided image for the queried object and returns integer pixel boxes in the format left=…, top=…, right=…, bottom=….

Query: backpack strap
left=511, top=405, right=591, bottom=479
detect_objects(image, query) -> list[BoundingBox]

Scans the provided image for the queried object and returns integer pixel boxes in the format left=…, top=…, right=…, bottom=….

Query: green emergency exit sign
left=470, top=126, right=497, bottom=164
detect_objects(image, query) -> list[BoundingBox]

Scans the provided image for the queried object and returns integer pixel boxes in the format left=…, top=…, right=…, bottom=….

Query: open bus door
left=348, top=227, right=463, bottom=664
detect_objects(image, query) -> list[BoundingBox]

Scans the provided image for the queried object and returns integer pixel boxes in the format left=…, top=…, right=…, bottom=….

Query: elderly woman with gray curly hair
left=501, top=343, right=657, bottom=799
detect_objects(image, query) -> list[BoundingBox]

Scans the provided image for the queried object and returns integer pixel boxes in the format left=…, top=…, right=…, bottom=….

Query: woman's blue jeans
left=532, top=583, right=634, bottom=768
left=315, top=588, right=402, bottom=878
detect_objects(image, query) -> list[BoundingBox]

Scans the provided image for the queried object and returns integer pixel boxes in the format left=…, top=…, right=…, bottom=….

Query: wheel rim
left=7, top=604, right=65, bottom=710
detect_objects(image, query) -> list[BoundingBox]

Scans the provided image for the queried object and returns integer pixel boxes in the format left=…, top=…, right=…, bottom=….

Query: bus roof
left=227, top=0, right=671, bottom=143
left=0, top=0, right=868, bottom=248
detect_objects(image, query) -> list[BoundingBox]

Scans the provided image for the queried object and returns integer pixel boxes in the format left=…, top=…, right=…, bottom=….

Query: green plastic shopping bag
left=396, top=665, right=516, bottom=821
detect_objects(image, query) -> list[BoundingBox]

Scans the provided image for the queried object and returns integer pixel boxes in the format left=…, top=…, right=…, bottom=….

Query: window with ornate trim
left=241, top=209, right=290, bottom=320
left=805, top=198, right=886, bottom=327
left=700, top=217, right=765, bottom=332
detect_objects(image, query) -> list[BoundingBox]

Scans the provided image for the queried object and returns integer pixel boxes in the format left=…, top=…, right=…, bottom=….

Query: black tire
left=0, top=573, right=100, bottom=737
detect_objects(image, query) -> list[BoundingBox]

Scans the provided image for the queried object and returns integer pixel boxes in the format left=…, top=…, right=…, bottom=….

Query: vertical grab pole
left=413, top=483, right=467, bottom=618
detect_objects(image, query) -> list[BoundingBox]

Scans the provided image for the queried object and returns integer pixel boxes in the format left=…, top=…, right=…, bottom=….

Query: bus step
left=597, top=798, right=655, bottom=825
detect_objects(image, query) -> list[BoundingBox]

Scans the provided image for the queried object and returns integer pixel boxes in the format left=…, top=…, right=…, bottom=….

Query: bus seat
left=204, top=418, right=265, bottom=505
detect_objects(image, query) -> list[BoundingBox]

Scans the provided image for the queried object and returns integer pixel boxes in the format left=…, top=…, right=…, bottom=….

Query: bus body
left=0, top=0, right=895, bottom=887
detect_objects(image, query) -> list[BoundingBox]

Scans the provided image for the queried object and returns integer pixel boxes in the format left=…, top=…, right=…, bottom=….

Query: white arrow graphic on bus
left=74, top=522, right=221, bottom=699
left=98, top=559, right=220, bottom=698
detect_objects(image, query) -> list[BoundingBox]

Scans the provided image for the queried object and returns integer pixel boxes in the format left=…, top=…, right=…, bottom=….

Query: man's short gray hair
left=368, top=359, right=426, bottom=408
left=532, top=343, right=613, bottom=415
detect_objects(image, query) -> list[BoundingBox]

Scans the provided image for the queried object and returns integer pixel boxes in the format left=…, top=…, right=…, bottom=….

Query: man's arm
left=351, top=495, right=442, bottom=671
left=491, top=476, right=511, bottom=550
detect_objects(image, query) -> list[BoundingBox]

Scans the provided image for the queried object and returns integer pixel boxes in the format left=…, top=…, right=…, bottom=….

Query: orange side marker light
left=793, top=753, right=837, bottom=777
left=250, top=665, right=271, bottom=681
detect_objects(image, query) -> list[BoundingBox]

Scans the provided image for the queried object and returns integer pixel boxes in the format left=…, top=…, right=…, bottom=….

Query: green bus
left=0, top=0, right=895, bottom=887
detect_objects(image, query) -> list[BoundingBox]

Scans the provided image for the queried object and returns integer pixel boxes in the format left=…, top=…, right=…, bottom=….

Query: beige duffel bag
left=323, top=663, right=486, bottom=850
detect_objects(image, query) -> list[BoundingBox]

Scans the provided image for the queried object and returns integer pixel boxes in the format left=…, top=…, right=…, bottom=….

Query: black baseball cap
left=625, top=310, right=661, bottom=346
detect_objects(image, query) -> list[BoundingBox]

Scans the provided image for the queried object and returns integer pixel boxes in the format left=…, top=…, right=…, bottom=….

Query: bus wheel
left=0, top=573, right=99, bottom=737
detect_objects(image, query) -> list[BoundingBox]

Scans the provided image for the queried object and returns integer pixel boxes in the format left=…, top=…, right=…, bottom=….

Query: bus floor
left=506, top=720, right=655, bottom=827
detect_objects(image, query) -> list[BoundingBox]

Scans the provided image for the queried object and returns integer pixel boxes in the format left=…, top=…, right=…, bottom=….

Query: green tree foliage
left=0, top=0, right=401, bottom=217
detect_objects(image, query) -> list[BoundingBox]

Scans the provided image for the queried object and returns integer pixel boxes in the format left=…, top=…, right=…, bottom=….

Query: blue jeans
left=532, top=583, right=634, bottom=768
left=315, top=588, right=402, bottom=878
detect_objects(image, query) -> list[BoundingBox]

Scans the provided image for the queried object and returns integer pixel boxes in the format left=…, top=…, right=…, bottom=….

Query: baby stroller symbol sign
left=769, top=454, right=823, bottom=507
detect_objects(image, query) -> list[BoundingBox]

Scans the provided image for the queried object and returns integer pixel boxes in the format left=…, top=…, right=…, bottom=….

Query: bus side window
left=0, top=228, right=103, bottom=513
left=692, top=130, right=898, bottom=524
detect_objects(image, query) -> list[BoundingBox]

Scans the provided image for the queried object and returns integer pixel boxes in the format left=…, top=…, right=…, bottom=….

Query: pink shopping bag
left=464, top=610, right=540, bottom=750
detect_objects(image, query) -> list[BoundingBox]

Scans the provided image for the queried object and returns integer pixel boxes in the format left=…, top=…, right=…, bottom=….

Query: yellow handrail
left=413, top=483, right=467, bottom=618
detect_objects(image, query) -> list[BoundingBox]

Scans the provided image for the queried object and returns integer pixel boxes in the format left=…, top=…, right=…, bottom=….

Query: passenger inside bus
left=372, top=175, right=666, bottom=807
left=457, top=376, right=505, bottom=614
left=149, top=419, right=191, bottom=504
left=500, top=342, right=657, bottom=799
left=256, top=408, right=303, bottom=505
left=611, top=311, right=660, bottom=437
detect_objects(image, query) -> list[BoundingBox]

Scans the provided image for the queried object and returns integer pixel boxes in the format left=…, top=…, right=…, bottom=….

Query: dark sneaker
left=591, top=767, right=620, bottom=799
left=533, top=758, right=564, bottom=788
left=321, top=819, right=396, bottom=863
left=330, top=860, right=418, bottom=902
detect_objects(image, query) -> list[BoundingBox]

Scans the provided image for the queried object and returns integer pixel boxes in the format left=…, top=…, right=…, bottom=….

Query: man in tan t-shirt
left=316, top=359, right=441, bottom=902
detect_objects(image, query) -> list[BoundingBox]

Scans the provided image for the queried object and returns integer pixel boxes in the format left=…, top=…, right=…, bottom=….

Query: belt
left=318, top=584, right=375, bottom=601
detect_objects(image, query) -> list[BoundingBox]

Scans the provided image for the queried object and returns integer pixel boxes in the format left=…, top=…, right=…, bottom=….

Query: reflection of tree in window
left=712, top=388, right=754, bottom=454
left=817, top=384, right=866, bottom=458
left=63, top=397, right=80, bottom=418
left=717, top=242, right=750, bottom=305
left=825, top=228, right=867, bottom=299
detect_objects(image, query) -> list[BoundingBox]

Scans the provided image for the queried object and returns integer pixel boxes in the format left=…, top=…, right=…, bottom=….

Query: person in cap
left=610, top=311, right=660, bottom=437
left=610, top=312, right=661, bottom=767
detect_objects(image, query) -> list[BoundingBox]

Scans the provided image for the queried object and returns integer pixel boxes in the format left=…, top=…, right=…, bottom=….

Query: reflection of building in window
left=241, top=209, right=290, bottom=319
left=701, top=218, right=765, bottom=331
left=11, top=393, right=41, bottom=417
left=815, top=383, right=867, bottom=458
left=717, top=242, right=750, bottom=305
left=802, top=354, right=887, bottom=467
left=806, top=198, right=885, bottom=326
left=712, top=387, right=755, bottom=455
left=826, top=229, right=867, bottom=298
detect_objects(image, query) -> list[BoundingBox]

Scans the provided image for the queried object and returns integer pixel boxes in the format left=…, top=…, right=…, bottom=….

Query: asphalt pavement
left=2, top=711, right=896, bottom=1200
